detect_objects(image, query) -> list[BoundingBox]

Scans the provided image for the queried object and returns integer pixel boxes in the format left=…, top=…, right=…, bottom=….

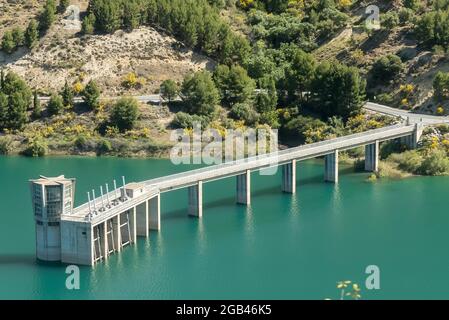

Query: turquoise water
left=1, top=155, right=449, bottom=299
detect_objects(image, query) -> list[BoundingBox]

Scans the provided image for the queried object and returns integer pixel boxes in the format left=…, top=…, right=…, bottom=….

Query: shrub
left=229, top=103, right=259, bottom=125
left=73, top=134, right=95, bottom=152
left=1, top=31, right=15, bottom=54
left=172, top=112, right=209, bottom=129
left=419, top=148, right=449, bottom=175
left=11, top=27, right=24, bottom=47
left=47, top=94, right=64, bottom=116
left=388, top=150, right=423, bottom=173
left=82, top=80, right=101, bottom=110
left=382, top=12, right=399, bottom=29
left=97, top=139, right=112, bottom=155
left=370, top=54, right=403, bottom=83
left=23, top=137, right=48, bottom=157
left=25, top=20, right=39, bottom=48
left=82, top=13, right=96, bottom=35
left=0, top=137, right=13, bottom=155
left=160, top=79, right=179, bottom=102
left=110, top=97, right=140, bottom=132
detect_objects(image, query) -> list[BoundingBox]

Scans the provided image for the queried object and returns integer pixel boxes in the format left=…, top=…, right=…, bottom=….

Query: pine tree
left=25, top=20, right=39, bottom=49
left=81, top=80, right=101, bottom=110
left=32, top=91, right=42, bottom=119
left=61, top=81, right=74, bottom=107
left=11, top=27, right=25, bottom=47
left=82, top=13, right=96, bottom=35
left=47, top=94, right=64, bottom=116
left=39, top=0, right=57, bottom=32
left=1, top=31, right=16, bottom=54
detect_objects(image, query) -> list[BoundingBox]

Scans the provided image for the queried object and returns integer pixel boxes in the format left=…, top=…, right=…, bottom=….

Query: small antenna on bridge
left=100, top=186, right=105, bottom=211
left=105, top=183, right=111, bottom=207
left=87, top=192, right=92, bottom=214
left=121, top=176, right=128, bottom=201
left=113, top=179, right=119, bottom=204
left=92, top=189, right=97, bottom=212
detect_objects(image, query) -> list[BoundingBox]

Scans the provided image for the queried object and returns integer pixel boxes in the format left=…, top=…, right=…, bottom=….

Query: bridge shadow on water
left=0, top=254, right=36, bottom=266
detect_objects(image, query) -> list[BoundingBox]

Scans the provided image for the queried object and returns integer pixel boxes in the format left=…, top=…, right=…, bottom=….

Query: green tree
left=213, top=65, right=256, bottom=107
left=60, top=81, right=74, bottom=107
left=284, top=49, right=316, bottom=102
left=47, top=94, right=64, bottom=116
left=110, top=97, right=140, bottom=132
left=255, top=77, right=278, bottom=114
left=89, top=0, right=122, bottom=33
left=39, top=0, right=57, bottom=32
left=1, top=71, right=32, bottom=130
left=32, top=91, right=42, bottom=119
left=181, top=71, right=219, bottom=116
left=370, top=54, right=404, bottom=84
left=82, top=80, right=101, bottom=109
left=82, top=13, right=96, bottom=35
left=11, top=27, right=25, bottom=47
left=229, top=103, right=259, bottom=125
left=25, top=20, right=39, bottom=49
left=123, top=0, right=141, bottom=31
left=433, top=71, right=449, bottom=101
left=1, top=31, right=16, bottom=54
left=311, top=61, right=366, bottom=119
left=160, top=79, right=179, bottom=102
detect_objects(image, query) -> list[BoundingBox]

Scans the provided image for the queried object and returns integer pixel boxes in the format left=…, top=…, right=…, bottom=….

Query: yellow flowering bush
left=73, top=81, right=84, bottom=94
left=437, top=106, right=445, bottom=115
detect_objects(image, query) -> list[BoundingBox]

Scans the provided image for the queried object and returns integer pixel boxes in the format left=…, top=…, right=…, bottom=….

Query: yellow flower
left=73, top=81, right=84, bottom=94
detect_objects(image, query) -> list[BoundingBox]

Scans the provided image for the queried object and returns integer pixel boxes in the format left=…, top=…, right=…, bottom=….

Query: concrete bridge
left=30, top=119, right=429, bottom=265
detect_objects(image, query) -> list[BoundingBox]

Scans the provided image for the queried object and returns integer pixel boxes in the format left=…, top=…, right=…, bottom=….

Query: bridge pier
left=188, top=182, right=203, bottom=217
left=102, top=221, right=108, bottom=260
left=282, top=160, right=296, bottom=194
left=401, top=123, right=424, bottom=149
left=324, top=150, right=339, bottom=183
left=149, top=194, right=161, bottom=230
left=136, top=201, right=149, bottom=237
left=113, top=214, right=121, bottom=252
left=365, top=141, right=379, bottom=172
left=236, top=170, right=251, bottom=205
left=131, top=207, right=137, bottom=244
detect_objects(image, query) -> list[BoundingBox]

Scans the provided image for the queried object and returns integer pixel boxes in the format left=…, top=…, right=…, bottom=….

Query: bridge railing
left=143, top=124, right=414, bottom=190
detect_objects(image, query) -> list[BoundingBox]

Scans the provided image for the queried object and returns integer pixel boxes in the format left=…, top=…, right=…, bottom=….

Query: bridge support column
left=102, top=221, right=108, bottom=260
left=113, top=214, right=121, bottom=252
left=401, top=123, right=424, bottom=149
left=136, top=201, right=149, bottom=237
left=365, top=141, right=379, bottom=172
left=324, top=150, right=339, bottom=183
left=149, top=194, right=161, bottom=230
left=130, top=207, right=137, bottom=244
left=188, top=182, right=203, bottom=217
left=282, top=160, right=296, bottom=194
left=236, top=170, right=251, bottom=205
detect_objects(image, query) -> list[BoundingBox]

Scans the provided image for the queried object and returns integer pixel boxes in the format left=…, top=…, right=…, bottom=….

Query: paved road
left=363, top=102, right=449, bottom=124
left=38, top=94, right=164, bottom=104
left=38, top=94, right=449, bottom=124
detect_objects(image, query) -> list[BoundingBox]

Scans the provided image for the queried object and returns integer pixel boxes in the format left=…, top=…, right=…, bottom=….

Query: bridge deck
left=67, top=123, right=416, bottom=222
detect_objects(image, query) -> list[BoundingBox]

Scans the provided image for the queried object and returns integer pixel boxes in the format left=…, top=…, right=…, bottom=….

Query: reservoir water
left=1, top=155, right=449, bottom=299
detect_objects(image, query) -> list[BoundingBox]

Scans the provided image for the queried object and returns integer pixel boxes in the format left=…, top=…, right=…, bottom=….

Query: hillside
left=2, top=0, right=449, bottom=178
